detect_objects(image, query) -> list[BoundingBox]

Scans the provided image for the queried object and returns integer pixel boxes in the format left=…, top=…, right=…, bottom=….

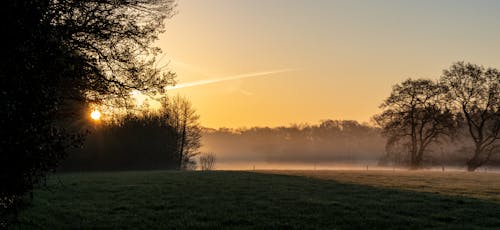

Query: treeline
left=375, top=62, right=500, bottom=171
left=201, top=118, right=499, bottom=170
left=201, top=120, right=385, bottom=164
left=59, top=96, right=201, bottom=172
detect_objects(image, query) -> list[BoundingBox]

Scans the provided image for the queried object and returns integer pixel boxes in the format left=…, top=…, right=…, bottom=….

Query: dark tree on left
left=0, top=0, right=176, bottom=226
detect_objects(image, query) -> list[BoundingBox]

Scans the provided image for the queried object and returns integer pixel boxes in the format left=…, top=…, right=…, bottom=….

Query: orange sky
left=153, top=0, right=500, bottom=128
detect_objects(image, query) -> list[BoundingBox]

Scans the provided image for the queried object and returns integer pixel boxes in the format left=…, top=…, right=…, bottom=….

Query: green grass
left=265, top=170, right=500, bottom=202
left=13, top=170, right=500, bottom=229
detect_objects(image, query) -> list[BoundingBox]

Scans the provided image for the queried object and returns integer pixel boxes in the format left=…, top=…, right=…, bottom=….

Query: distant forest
left=201, top=120, right=500, bottom=168
left=60, top=116, right=500, bottom=172
left=201, top=120, right=383, bottom=164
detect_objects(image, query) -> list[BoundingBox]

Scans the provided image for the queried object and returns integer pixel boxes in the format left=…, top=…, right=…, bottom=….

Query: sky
left=154, top=0, right=500, bottom=128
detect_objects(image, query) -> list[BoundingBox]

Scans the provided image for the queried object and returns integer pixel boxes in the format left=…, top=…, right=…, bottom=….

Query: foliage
left=0, top=0, right=176, bottom=225
left=161, top=95, right=202, bottom=170
left=374, top=79, right=456, bottom=168
left=440, top=62, right=500, bottom=171
left=60, top=113, right=178, bottom=171
left=59, top=97, right=204, bottom=172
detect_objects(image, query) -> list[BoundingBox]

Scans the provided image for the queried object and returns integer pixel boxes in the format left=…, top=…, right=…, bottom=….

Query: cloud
left=167, top=68, right=299, bottom=90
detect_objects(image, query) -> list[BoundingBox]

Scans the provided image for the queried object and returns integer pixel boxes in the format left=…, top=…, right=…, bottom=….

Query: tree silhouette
left=161, top=95, right=202, bottom=170
left=0, top=0, right=176, bottom=225
left=60, top=113, right=178, bottom=172
left=200, top=153, right=217, bottom=171
left=440, top=62, right=500, bottom=171
left=374, top=79, right=455, bottom=169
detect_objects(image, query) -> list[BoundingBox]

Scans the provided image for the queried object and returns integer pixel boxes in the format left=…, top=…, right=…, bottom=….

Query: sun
left=90, top=110, right=101, bottom=121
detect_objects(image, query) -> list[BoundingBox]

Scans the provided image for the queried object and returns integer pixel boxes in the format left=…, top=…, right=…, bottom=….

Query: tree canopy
left=1, top=0, right=176, bottom=226
left=440, top=62, right=500, bottom=171
left=374, top=79, right=455, bottom=168
left=375, top=62, right=500, bottom=171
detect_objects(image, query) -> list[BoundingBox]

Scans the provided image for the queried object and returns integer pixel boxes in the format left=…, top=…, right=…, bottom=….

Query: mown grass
left=265, top=170, right=500, bottom=202
left=13, top=170, right=500, bottom=229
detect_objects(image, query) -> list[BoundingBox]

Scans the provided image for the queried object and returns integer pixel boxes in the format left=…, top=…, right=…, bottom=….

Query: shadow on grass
left=13, top=171, right=500, bottom=229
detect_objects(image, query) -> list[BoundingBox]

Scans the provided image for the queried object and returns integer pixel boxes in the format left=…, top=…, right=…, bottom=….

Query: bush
left=199, top=153, right=216, bottom=171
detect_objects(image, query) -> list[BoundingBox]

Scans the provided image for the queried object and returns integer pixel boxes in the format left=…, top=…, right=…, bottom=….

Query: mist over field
left=199, top=120, right=385, bottom=169
left=57, top=118, right=500, bottom=172
left=199, top=120, right=500, bottom=171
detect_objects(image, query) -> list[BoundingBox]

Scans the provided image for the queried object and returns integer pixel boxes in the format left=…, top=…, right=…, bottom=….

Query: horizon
left=197, top=119, right=377, bottom=130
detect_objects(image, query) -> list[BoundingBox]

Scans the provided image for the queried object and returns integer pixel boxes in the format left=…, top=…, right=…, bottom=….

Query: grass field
left=266, top=170, right=500, bottom=203
left=13, top=170, right=500, bottom=229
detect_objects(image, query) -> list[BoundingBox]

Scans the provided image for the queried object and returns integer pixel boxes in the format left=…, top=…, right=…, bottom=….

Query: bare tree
left=374, top=79, right=455, bottom=169
left=161, top=95, right=202, bottom=170
left=440, top=62, right=500, bottom=171
left=199, top=153, right=216, bottom=171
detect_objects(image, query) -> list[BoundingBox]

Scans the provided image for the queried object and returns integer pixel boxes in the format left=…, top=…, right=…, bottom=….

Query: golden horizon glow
left=90, top=110, right=101, bottom=121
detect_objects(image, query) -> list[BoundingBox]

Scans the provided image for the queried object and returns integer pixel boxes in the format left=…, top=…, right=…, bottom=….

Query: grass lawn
left=13, top=170, right=500, bottom=229
left=265, top=170, right=500, bottom=203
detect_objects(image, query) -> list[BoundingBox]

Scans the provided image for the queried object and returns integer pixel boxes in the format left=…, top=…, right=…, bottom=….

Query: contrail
left=166, top=68, right=299, bottom=90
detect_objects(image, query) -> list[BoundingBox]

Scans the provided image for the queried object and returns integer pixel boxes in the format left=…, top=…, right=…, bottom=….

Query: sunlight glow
left=90, top=110, right=101, bottom=121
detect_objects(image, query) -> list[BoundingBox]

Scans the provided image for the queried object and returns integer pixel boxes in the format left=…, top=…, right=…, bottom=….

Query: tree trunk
left=466, top=158, right=481, bottom=172
left=466, top=150, right=482, bottom=172
left=178, top=121, right=187, bottom=170
left=413, top=148, right=425, bottom=169
left=409, top=144, right=419, bottom=170
left=467, top=164, right=479, bottom=172
left=409, top=120, right=418, bottom=169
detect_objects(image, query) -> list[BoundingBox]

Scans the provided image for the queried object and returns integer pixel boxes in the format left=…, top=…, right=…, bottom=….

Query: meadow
left=13, top=170, right=500, bottom=229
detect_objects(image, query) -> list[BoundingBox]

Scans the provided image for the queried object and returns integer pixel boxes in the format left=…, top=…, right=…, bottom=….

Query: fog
left=198, top=120, right=500, bottom=171
left=213, top=162, right=500, bottom=172
left=199, top=120, right=386, bottom=169
left=60, top=119, right=500, bottom=172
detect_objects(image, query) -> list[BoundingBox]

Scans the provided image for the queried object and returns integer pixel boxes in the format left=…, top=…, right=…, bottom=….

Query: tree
left=440, top=62, right=500, bottom=171
left=60, top=113, right=179, bottom=172
left=161, top=95, right=202, bottom=170
left=374, top=79, right=455, bottom=169
left=199, top=153, right=217, bottom=171
left=1, top=0, right=176, bottom=225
